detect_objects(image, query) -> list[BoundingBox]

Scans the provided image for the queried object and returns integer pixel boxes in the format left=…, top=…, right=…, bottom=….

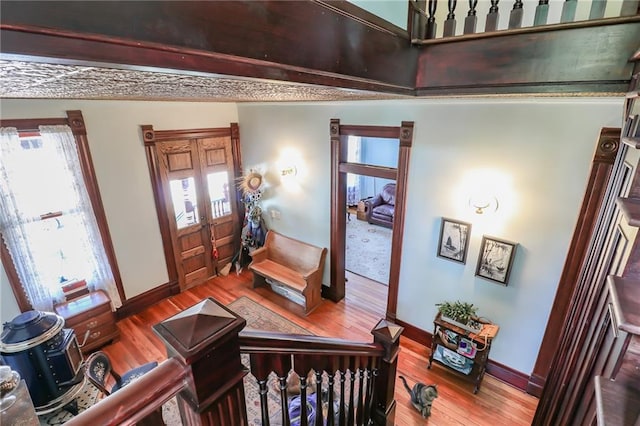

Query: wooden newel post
left=370, top=319, right=404, bottom=426
left=153, top=297, right=248, bottom=425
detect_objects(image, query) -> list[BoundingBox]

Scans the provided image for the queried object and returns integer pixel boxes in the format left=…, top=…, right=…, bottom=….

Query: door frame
left=327, top=119, right=413, bottom=321
left=141, top=123, right=242, bottom=294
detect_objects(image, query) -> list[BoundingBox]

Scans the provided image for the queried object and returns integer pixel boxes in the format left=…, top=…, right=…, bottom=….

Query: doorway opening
left=345, top=174, right=394, bottom=286
left=328, top=119, right=414, bottom=321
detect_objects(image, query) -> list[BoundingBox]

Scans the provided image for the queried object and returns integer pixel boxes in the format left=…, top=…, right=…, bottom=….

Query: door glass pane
left=207, top=172, right=231, bottom=218
left=170, top=178, right=198, bottom=229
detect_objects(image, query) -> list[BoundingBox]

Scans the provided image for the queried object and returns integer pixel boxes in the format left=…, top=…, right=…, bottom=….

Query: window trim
left=0, top=110, right=125, bottom=311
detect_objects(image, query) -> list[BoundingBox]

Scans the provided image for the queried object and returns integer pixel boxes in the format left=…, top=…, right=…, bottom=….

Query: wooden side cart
left=428, top=312, right=499, bottom=394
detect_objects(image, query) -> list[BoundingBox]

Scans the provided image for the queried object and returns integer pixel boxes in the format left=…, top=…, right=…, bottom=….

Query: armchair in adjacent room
left=364, top=183, right=396, bottom=228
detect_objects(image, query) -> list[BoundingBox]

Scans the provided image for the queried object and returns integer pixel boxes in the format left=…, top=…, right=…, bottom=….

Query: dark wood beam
left=415, top=17, right=640, bottom=95
left=0, top=0, right=416, bottom=94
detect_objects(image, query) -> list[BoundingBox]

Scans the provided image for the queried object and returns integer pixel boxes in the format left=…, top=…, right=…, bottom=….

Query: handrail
left=64, top=358, right=188, bottom=426
left=239, top=330, right=384, bottom=356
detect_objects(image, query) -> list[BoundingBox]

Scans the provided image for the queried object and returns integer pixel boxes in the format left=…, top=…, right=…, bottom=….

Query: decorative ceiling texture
left=0, top=60, right=410, bottom=103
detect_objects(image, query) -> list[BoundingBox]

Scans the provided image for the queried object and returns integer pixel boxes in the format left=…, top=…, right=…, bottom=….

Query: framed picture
left=437, top=218, right=472, bottom=264
left=475, top=236, right=518, bottom=285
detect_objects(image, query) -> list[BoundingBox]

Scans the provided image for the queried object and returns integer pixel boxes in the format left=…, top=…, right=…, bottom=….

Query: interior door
left=156, top=139, right=213, bottom=290
left=198, top=135, right=238, bottom=272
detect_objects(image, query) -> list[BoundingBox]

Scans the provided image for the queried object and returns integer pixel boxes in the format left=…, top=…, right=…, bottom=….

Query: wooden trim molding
left=528, top=127, right=620, bottom=397
left=328, top=119, right=414, bottom=319
left=116, top=280, right=178, bottom=320
left=0, top=111, right=125, bottom=311
left=139, top=123, right=241, bottom=293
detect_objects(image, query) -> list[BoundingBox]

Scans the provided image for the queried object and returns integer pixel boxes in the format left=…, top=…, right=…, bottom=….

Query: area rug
left=38, top=379, right=100, bottom=425
left=162, top=296, right=312, bottom=425
left=345, top=218, right=391, bottom=284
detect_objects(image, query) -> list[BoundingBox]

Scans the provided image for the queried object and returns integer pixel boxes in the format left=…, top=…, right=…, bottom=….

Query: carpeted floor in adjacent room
left=345, top=218, right=391, bottom=284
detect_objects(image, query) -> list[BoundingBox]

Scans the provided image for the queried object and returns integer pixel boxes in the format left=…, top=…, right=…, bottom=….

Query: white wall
left=237, top=97, right=623, bottom=374
left=0, top=99, right=238, bottom=322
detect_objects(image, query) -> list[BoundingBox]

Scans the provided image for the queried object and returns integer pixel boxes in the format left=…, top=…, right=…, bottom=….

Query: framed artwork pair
left=437, top=217, right=517, bottom=286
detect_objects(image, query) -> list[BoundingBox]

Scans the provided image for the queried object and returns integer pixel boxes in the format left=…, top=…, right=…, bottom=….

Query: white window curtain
left=0, top=126, right=122, bottom=311
left=346, top=136, right=362, bottom=206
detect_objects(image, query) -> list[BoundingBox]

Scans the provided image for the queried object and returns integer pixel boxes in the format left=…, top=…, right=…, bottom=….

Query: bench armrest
left=302, top=266, right=321, bottom=280
left=250, top=246, right=268, bottom=263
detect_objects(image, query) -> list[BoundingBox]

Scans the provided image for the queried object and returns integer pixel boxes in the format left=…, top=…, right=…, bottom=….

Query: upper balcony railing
left=406, top=0, right=640, bottom=41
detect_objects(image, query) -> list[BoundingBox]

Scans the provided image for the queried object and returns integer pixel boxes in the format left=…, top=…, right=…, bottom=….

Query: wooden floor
left=101, top=270, right=538, bottom=425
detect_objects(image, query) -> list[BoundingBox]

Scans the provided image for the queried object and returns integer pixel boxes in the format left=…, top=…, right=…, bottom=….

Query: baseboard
left=526, top=373, right=545, bottom=397
left=321, top=283, right=341, bottom=302
left=394, top=318, right=532, bottom=394
left=116, top=280, right=178, bottom=320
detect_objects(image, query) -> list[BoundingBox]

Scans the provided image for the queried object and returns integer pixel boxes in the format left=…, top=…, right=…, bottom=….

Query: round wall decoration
left=239, top=171, right=263, bottom=195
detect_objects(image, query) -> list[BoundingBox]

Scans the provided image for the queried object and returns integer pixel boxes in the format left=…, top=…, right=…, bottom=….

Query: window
left=0, top=117, right=123, bottom=312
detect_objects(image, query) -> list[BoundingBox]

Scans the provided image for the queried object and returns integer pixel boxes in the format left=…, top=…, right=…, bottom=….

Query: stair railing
left=63, top=298, right=402, bottom=426
left=409, top=0, right=640, bottom=41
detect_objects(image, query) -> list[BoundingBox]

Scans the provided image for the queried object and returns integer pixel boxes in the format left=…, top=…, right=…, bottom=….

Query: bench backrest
left=264, top=231, right=326, bottom=273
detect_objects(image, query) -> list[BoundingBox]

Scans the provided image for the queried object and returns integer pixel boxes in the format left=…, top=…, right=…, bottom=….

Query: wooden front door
left=143, top=124, right=242, bottom=292
left=156, top=139, right=214, bottom=290
left=197, top=136, right=238, bottom=272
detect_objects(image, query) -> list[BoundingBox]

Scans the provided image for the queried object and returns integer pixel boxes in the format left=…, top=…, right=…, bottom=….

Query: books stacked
left=61, top=279, right=89, bottom=301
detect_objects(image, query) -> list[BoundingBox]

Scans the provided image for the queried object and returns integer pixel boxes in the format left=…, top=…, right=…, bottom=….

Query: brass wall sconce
left=469, top=196, right=499, bottom=214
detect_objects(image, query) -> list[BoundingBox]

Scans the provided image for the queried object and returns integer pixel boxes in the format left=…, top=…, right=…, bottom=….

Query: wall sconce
left=469, top=195, right=499, bottom=214
left=281, top=166, right=297, bottom=177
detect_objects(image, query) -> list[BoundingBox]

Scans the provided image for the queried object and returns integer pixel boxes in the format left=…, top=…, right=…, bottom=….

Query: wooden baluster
left=409, top=0, right=427, bottom=40
left=443, top=0, right=458, bottom=36
left=249, top=352, right=291, bottom=426
left=347, top=368, right=356, bottom=425
left=588, top=0, right=607, bottom=19
left=356, top=368, right=366, bottom=425
left=533, top=0, right=549, bottom=26
left=326, top=371, right=336, bottom=426
left=362, top=366, right=374, bottom=424
left=464, top=0, right=479, bottom=34
left=560, top=0, right=578, bottom=22
left=314, top=369, right=323, bottom=426
left=620, top=0, right=640, bottom=15
left=299, top=373, right=308, bottom=426
left=277, top=374, right=290, bottom=426
left=426, top=0, right=438, bottom=39
left=509, top=0, right=524, bottom=28
left=257, top=378, right=271, bottom=426
left=338, top=370, right=347, bottom=425
left=485, top=0, right=500, bottom=31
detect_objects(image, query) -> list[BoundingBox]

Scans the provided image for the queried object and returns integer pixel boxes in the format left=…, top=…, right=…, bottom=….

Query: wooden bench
left=249, top=231, right=327, bottom=315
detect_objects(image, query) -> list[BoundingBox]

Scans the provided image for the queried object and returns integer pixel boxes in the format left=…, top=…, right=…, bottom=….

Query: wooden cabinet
left=54, top=290, right=119, bottom=354
left=427, top=313, right=497, bottom=394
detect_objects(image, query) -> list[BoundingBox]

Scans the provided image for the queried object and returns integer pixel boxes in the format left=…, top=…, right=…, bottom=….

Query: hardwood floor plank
left=100, top=269, right=537, bottom=424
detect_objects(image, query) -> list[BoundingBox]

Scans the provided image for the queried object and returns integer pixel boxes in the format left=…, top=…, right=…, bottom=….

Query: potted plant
left=436, top=300, right=482, bottom=333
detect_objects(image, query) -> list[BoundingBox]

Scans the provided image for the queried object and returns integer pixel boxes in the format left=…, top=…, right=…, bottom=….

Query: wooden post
left=153, top=297, right=248, bottom=425
left=485, top=0, right=500, bottom=31
left=370, top=319, right=403, bottom=426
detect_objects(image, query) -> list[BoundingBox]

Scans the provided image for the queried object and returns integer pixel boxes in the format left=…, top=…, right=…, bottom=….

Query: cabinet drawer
left=77, top=323, right=119, bottom=353
left=66, top=310, right=114, bottom=331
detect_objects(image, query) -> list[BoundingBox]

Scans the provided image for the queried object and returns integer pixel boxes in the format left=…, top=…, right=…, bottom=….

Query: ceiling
left=0, top=59, right=411, bottom=103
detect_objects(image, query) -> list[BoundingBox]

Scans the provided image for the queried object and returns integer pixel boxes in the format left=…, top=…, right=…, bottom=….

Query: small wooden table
left=428, top=313, right=498, bottom=394
left=54, top=290, right=119, bottom=354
